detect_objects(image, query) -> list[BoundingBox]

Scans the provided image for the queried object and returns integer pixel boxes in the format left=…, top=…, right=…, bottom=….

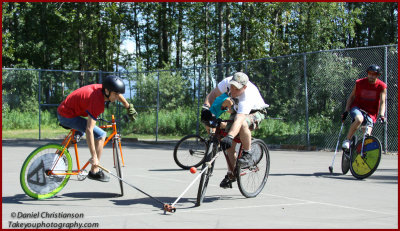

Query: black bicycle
left=196, top=119, right=270, bottom=206
left=173, top=134, right=209, bottom=170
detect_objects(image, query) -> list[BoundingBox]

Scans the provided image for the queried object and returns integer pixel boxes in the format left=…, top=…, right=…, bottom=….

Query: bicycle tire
left=195, top=143, right=215, bottom=207
left=349, top=135, right=381, bottom=179
left=20, top=144, right=73, bottom=199
left=341, top=135, right=356, bottom=175
left=237, top=139, right=270, bottom=198
left=174, top=134, right=208, bottom=170
left=113, top=139, right=124, bottom=196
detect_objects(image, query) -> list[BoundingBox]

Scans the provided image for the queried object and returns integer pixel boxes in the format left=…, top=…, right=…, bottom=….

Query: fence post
left=384, top=47, right=388, bottom=154
left=303, top=54, right=310, bottom=148
left=38, top=70, right=42, bottom=140
left=196, top=66, right=200, bottom=136
left=156, top=71, right=160, bottom=142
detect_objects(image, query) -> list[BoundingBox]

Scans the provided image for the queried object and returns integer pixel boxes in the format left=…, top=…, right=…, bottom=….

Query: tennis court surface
left=2, top=140, right=398, bottom=229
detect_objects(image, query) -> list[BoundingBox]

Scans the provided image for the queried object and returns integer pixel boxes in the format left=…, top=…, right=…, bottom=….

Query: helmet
left=102, top=75, right=125, bottom=94
left=367, top=65, right=381, bottom=74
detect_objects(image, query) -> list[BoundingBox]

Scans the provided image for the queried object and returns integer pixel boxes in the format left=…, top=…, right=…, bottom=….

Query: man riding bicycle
left=201, top=72, right=268, bottom=188
left=57, top=75, right=137, bottom=182
left=341, top=64, right=387, bottom=150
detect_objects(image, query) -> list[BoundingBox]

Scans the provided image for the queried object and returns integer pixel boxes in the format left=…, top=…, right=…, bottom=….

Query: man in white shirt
left=201, top=72, right=268, bottom=188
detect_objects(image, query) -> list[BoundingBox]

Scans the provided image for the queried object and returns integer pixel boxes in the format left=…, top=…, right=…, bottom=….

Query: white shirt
left=217, top=77, right=267, bottom=114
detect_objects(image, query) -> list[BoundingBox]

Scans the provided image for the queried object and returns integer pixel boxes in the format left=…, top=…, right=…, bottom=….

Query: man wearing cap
left=201, top=72, right=268, bottom=188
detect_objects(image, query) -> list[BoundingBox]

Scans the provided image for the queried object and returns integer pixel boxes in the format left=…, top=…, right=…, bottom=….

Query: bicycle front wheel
left=237, top=139, right=270, bottom=198
left=20, top=144, right=73, bottom=199
left=196, top=143, right=215, bottom=207
left=113, top=139, right=124, bottom=196
left=174, top=134, right=208, bottom=169
left=349, top=136, right=381, bottom=179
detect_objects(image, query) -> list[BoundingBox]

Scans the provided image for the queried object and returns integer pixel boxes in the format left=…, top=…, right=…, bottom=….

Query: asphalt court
left=2, top=139, right=398, bottom=229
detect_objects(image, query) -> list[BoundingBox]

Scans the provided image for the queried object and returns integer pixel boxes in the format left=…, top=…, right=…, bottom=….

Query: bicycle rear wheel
left=113, top=139, right=124, bottom=196
left=174, top=134, right=208, bottom=170
left=349, top=136, right=381, bottom=179
left=341, top=135, right=356, bottom=175
left=20, top=144, right=73, bottom=199
left=237, top=139, right=270, bottom=198
left=196, top=143, right=215, bottom=207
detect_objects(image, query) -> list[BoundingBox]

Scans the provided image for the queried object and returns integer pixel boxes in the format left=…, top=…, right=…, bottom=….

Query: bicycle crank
left=77, top=170, right=88, bottom=181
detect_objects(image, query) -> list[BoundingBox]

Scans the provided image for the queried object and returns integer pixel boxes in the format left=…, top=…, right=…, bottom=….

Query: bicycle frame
left=209, top=120, right=242, bottom=173
left=48, top=115, right=125, bottom=176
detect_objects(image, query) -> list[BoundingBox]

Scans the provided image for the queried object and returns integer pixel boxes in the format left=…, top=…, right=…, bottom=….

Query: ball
left=190, top=167, right=197, bottom=174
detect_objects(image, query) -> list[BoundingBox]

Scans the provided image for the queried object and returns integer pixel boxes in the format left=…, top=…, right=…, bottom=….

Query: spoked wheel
left=341, top=135, right=356, bottom=175
left=20, top=144, right=73, bottom=199
left=350, top=135, right=381, bottom=179
left=236, top=139, right=270, bottom=198
left=196, top=143, right=215, bottom=207
left=113, top=139, right=124, bottom=196
left=174, top=134, right=208, bottom=170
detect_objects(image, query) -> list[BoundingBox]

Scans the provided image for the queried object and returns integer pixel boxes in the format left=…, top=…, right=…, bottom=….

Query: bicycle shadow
left=108, top=195, right=239, bottom=212
left=2, top=193, right=99, bottom=205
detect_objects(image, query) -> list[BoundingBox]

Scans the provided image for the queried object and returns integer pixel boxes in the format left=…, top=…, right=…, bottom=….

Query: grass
left=2, top=128, right=183, bottom=141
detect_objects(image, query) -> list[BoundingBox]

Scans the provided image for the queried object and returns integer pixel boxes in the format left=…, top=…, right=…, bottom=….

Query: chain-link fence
left=2, top=45, right=398, bottom=152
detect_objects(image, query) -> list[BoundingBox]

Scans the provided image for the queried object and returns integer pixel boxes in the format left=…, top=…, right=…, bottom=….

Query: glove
left=127, top=104, right=138, bottom=121
left=378, top=116, right=385, bottom=123
left=201, top=106, right=213, bottom=123
left=341, top=111, right=348, bottom=122
left=220, top=135, right=234, bottom=150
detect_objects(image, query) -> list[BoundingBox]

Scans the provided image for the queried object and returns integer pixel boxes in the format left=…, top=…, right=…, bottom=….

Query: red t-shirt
left=351, top=77, right=387, bottom=122
left=57, top=84, right=105, bottom=120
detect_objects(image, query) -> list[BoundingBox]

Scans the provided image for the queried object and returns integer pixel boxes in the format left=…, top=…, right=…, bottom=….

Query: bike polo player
left=201, top=72, right=268, bottom=188
left=57, top=75, right=137, bottom=182
left=341, top=64, right=387, bottom=150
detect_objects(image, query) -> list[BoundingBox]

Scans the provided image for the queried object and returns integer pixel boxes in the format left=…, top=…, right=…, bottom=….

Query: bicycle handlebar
left=98, top=114, right=129, bottom=124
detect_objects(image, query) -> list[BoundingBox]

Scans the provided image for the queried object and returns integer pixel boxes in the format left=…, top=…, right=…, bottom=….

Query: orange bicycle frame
left=49, top=115, right=125, bottom=176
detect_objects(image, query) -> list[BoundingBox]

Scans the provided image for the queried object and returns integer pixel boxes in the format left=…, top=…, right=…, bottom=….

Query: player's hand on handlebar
left=127, top=103, right=138, bottom=121
left=378, top=116, right=386, bottom=124
left=220, top=135, right=234, bottom=150
left=341, top=111, right=348, bottom=122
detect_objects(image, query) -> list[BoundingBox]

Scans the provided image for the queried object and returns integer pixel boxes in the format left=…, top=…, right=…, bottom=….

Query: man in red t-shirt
left=341, top=65, right=387, bottom=150
left=57, top=75, right=137, bottom=182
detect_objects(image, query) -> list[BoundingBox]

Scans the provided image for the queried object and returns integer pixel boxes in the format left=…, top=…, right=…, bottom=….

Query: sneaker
left=220, top=174, right=236, bottom=189
left=342, top=139, right=350, bottom=150
left=88, top=170, right=110, bottom=182
left=237, top=150, right=255, bottom=168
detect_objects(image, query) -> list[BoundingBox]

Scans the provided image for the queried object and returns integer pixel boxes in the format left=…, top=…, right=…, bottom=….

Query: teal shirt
left=210, top=93, right=230, bottom=118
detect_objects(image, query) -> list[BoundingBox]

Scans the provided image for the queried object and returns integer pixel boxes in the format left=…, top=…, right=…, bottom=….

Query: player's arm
left=345, top=86, right=356, bottom=112
left=86, top=116, right=98, bottom=166
left=379, top=88, right=387, bottom=117
left=204, top=87, right=222, bottom=107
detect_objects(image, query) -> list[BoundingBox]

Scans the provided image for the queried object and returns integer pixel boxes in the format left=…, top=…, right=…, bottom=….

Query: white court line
left=133, top=174, right=396, bottom=216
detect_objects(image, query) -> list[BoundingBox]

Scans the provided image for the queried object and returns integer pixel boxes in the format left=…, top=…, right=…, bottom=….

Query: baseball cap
left=229, top=72, right=249, bottom=89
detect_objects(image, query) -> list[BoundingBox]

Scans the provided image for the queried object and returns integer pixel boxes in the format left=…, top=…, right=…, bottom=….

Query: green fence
left=2, top=45, right=398, bottom=152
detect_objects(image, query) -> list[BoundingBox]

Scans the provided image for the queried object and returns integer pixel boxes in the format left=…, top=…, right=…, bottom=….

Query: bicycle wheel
left=349, top=135, right=381, bottom=179
left=196, top=143, right=215, bottom=207
left=113, top=139, right=124, bottom=196
left=237, top=139, right=270, bottom=198
left=174, top=134, right=208, bottom=170
left=341, top=135, right=356, bottom=175
left=20, top=144, right=73, bottom=199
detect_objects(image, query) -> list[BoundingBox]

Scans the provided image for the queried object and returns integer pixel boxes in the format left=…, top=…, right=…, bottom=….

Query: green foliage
left=2, top=108, right=58, bottom=130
